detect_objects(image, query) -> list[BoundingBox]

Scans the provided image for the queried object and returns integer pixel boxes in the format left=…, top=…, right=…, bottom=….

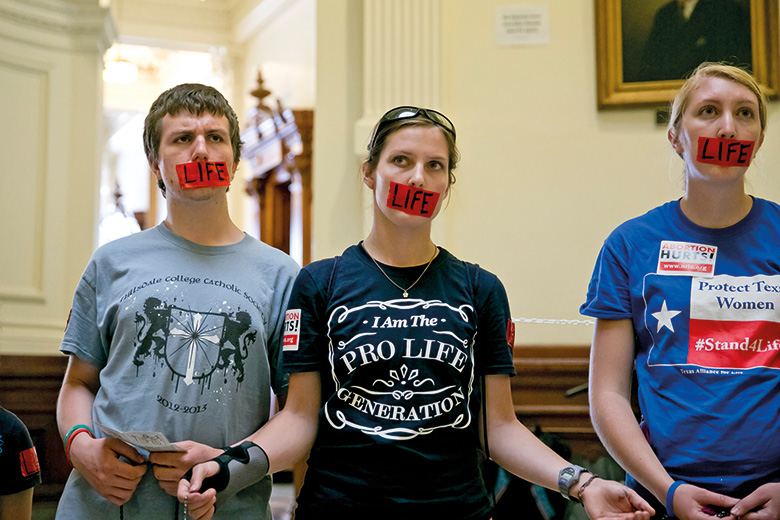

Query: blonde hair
left=667, top=62, right=767, bottom=141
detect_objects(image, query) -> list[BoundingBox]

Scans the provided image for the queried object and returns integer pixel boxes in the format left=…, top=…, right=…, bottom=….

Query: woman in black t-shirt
left=179, top=107, right=654, bottom=520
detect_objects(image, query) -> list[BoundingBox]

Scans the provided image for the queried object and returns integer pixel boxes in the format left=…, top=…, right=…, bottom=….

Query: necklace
left=364, top=244, right=438, bottom=297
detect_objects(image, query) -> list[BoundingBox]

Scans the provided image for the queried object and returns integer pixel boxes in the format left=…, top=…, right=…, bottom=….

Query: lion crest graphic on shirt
left=133, top=297, right=256, bottom=392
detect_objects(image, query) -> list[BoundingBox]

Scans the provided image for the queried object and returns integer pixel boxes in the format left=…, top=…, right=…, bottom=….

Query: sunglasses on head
left=368, top=106, right=456, bottom=151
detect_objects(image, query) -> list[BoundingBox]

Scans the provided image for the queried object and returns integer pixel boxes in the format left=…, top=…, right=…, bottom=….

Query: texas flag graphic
left=645, top=274, right=780, bottom=369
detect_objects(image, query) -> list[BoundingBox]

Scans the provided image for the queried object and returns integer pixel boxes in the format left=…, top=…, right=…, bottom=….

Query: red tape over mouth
left=386, top=182, right=441, bottom=218
left=696, top=136, right=756, bottom=167
left=175, top=162, right=230, bottom=188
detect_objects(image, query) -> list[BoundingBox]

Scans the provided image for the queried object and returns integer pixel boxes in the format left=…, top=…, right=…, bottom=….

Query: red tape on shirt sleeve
left=19, top=446, right=40, bottom=477
left=506, top=318, right=515, bottom=350
left=175, top=162, right=231, bottom=188
left=696, top=136, right=755, bottom=167
left=386, top=182, right=441, bottom=218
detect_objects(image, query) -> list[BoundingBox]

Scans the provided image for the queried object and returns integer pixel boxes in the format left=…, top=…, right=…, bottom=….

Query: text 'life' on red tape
left=175, top=161, right=230, bottom=189
left=386, top=182, right=441, bottom=218
left=696, top=137, right=755, bottom=167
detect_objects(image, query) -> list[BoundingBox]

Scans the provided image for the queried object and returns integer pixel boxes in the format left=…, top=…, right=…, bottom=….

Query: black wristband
left=200, top=454, right=231, bottom=492
left=185, top=440, right=269, bottom=512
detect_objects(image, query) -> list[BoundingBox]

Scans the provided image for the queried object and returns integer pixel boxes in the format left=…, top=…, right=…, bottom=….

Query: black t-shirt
left=283, top=244, right=515, bottom=520
left=0, top=407, right=41, bottom=495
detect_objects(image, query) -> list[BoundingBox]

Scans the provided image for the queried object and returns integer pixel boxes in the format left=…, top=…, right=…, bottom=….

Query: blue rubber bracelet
left=666, top=480, right=687, bottom=518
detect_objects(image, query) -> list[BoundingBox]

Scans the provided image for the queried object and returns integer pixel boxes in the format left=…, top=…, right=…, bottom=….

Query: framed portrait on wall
left=595, top=0, right=779, bottom=109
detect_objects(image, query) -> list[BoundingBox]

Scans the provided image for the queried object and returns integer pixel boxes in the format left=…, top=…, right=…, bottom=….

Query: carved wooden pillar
left=243, top=74, right=313, bottom=266
left=251, top=170, right=292, bottom=254
left=292, top=109, right=313, bottom=266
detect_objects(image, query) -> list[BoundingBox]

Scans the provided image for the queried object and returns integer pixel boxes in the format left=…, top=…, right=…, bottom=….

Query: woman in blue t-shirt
left=179, top=107, right=654, bottom=520
left=582, top=63, right=780, bottom=520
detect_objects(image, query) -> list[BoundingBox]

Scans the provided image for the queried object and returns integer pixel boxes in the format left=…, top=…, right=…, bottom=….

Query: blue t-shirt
left=581, top=197, right=780, bottom=497
left=283, top=244, right=515, bottom=520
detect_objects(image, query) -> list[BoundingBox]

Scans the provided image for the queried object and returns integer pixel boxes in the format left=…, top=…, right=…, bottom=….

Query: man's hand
left=177, top=461, right=220, bottom=520
left=148, top=440, right=222, bottom=496
left=68, top=435, right=147, bottom=506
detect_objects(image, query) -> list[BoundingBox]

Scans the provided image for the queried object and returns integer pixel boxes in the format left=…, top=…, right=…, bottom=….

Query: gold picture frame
left=595, top=0, right=780, bottom=109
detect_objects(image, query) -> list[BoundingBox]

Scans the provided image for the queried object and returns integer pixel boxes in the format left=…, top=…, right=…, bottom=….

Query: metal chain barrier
left=512, top=317, right=594, bottom=326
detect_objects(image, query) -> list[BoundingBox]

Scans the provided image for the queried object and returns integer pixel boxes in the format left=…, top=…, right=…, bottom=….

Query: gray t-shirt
left=56, top=224, right=298, bottom=520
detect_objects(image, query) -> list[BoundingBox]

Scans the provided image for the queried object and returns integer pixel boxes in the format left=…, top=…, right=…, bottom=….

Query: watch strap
left=558, top=464, right=586, bottom=503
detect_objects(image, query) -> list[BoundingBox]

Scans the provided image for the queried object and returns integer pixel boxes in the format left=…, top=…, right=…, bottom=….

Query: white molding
left=0, top=54, right=51, bottom=305
left=0, top=322, right=67, bottom=355
left=0, top=316, right=68, bottom=356
left=0, top=288, right=46, bottom=304
left=0, top=317, right=65, bottom=331
left=355, top=0, right=444, bottom=154
left=363, top=0, right=442, bottom=115
left=0, top=0, right=115, bottom=52
left=233, top=0, right=298, bottom=43
left=117, top=34, right=219, bottom=54
left=110, top=0, right=232, bottom=48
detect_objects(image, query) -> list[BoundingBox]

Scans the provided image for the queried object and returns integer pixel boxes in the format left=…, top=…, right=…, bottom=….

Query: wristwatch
left=558, top=464, right=586, bottom=503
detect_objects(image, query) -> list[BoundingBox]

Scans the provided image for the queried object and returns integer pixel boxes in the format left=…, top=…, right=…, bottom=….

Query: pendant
left=403, top=291, right=408, bottom=298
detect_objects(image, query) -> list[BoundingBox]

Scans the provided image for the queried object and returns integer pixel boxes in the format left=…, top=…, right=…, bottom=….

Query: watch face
left=558, top=465, right=584, bottom=501
left=558, top=467, right=576, bottom=485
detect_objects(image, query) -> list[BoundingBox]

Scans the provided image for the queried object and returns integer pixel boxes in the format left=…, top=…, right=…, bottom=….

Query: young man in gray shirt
left=56, top=84, right=299, bottom=520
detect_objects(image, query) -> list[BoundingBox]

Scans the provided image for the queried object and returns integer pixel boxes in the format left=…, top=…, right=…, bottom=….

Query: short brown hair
left=364, top=116, right=460, bottom=186
left=143, top=83, right=242, bottom=165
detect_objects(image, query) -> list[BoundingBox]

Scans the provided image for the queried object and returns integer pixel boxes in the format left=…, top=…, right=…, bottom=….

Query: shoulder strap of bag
left=325, top=255, right=341, bottom=303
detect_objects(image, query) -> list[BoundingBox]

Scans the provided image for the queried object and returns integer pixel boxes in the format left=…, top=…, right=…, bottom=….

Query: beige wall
left=442, top=1, right=680, bottom=345
left=311, top=0, right=780, bottom=345
left=447, top=0, right=780, bottom=345
left=311, top=0, right=366, bottom=257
